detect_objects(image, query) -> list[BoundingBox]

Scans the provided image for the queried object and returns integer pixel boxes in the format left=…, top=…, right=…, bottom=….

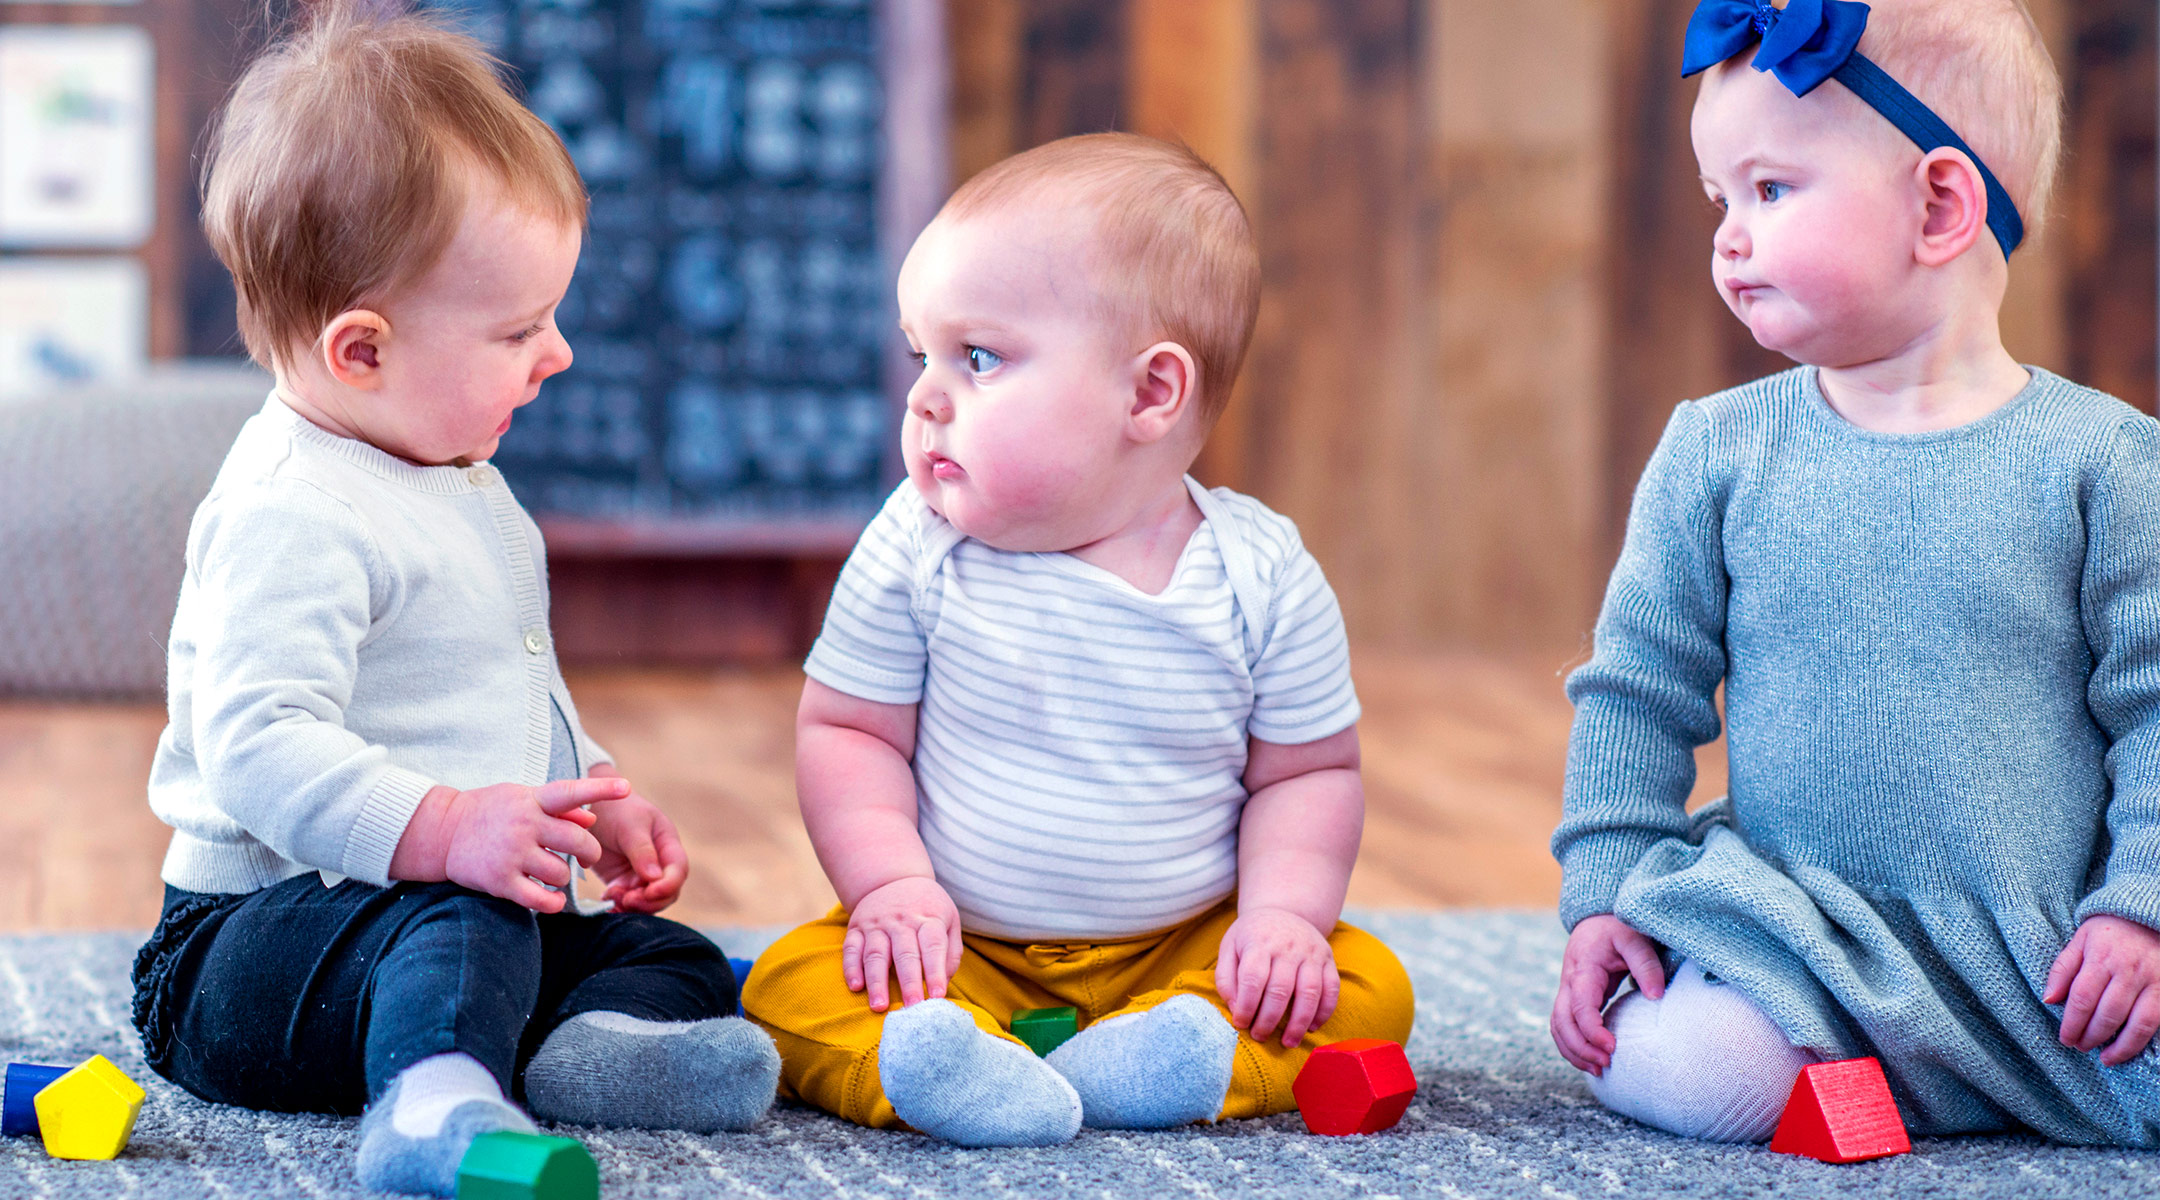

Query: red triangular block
left=1769, top=1057, right=1912, bottom=1163
left=1292, top=1039, right=1417, bottom=1136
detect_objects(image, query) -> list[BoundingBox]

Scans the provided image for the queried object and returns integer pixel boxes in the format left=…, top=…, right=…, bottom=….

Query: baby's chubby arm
left=2064, top=421, right=2160, bottom=1066
left=1222, top=725, right=1362, bottom=1047
left=797, top=677, right=960, bottom=1012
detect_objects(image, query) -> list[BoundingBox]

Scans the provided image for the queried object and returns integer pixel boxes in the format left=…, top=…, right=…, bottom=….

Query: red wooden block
left=1291, top=1039, right=1416, bottom=1136
left=1769, top=1057, right=1911, bottom=1163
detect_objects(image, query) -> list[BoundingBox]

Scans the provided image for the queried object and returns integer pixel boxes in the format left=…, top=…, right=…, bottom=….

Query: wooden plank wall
left=2063, top=0, right=2158, bottom=407
left=947, top=0, right=2158, bottom=656
left=20, top=1, right=2146, bottom=662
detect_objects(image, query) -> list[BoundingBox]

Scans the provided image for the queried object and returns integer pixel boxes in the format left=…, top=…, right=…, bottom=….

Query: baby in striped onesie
left=741, top=133, right=1415, bottom=1145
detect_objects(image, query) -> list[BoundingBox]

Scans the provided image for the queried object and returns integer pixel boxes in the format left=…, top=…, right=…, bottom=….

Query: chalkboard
left=426, top=0, right=899, bottom=536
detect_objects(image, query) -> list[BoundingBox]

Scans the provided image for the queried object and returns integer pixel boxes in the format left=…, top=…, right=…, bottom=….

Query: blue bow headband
left=1682, top=0, right=2024, bottom=257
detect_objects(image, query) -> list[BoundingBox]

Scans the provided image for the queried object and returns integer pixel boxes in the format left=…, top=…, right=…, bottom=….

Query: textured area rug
left=1, top=910, right=2155, bottom=1198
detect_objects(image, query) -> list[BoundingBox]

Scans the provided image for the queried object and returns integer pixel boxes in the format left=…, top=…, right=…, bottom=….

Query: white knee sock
left=1586, top=959, right=1815, bottom=1143
left=389, top=1052, right=508, bottom=1138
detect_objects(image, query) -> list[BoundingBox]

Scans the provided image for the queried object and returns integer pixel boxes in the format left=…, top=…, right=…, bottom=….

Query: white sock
left=1586, top=959, right=1816, bottom=1142
left=390, top=1052, right=506, bottom=1139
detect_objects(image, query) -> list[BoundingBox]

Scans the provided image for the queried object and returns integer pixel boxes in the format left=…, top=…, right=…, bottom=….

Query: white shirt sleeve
left=184, top=479, right=437, bottom=885
left=1245, top=527, right=1361, bottom=745
left=804, top=485, right=931, bottom=705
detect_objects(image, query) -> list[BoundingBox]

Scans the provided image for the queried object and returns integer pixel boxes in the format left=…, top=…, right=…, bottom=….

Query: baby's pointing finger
left=536, top=776, right=630, bottom=814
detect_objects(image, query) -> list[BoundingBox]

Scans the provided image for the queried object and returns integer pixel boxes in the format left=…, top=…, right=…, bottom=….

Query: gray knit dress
left=1554, top=366, right=2160, bottom=1146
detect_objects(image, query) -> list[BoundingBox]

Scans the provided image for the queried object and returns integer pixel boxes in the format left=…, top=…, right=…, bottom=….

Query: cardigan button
left=523, top=629, right=546, bottom=655
left=467, top=466, right=497, bottom=487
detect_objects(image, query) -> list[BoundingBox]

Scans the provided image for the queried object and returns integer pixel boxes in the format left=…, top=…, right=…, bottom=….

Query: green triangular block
left=456, top=1131, right=598, bottom=1200
left=1010, top=1006, right=1080, bottom=1056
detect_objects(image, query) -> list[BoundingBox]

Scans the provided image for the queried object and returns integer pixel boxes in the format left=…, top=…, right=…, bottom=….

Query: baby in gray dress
left=1553, top=0, right=2160, bottom=1146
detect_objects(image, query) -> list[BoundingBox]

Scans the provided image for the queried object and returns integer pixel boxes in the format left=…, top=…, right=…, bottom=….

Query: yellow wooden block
left=33, top=1055, right=144, bottom=1160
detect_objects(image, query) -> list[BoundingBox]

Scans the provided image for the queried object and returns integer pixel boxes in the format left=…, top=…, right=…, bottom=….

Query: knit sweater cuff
left=341, top=766, right=437, bottom=887
left=2074, top=878, right=2160, bottom=933
left=1556, top=829, right=1667, bottom=930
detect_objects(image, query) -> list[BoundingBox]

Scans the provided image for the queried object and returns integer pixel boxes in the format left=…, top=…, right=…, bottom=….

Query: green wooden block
left=456, top=1131, right=598, bottom=1200
left=1010, top=1006, right=1079, bottom=1057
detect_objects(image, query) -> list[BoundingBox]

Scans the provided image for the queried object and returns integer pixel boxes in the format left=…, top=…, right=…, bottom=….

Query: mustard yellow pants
left=742, top=898, right=1415, bottom=1129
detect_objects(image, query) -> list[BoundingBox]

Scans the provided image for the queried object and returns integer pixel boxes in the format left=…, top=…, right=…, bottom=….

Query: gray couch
left=0, top=362, right=271, bottom=697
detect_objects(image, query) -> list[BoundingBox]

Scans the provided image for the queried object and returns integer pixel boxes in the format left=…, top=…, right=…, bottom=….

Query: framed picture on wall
left=0, top=256, right=147, bottom=394
left=0, top=24, right=155, bottom=248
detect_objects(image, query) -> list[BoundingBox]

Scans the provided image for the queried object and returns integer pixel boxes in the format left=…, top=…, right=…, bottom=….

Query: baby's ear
left=320, top=309, right=391, bottom=389
left=1129, top=341, right=1198, bottom=444
left=1914, top=149, right=1990, bottom=267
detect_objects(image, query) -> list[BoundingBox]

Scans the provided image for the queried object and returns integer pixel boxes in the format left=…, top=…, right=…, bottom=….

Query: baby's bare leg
left=1586, top=960, right=1815, bottom=1142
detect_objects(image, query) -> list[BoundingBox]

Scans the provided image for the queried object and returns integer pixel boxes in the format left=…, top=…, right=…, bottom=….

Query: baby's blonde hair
left=940, top=133, right=1261, bottom=425
left=1854, top=0, right=2064, bottom=231
left=202, top=0, right=587, bottom=372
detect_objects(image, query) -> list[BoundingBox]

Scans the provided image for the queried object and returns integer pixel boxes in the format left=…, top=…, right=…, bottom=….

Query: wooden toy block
left=1009, top=1006, right=1079, bottom=1057
left=33, top=1055, right=144, bottom=1160
left=2, top=1063, right=67, bottom=1137
left=1770, top=1057, right=1912, bottom=1163
left=456, top=1130, right=599, bottom=1200
left=728, top=957, right=755, bottom=989
left=1292, top=1039, right=1416, bottom=1136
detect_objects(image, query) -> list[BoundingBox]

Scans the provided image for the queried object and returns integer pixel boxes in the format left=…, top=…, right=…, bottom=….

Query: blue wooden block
left=729, top=957, right=755, bottom=989
left=3, top=1063, right=67, bottom=1137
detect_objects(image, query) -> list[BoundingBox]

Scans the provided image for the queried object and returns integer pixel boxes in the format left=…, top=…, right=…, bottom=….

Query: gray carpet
left=0, top=910, right=2154, bottom=1198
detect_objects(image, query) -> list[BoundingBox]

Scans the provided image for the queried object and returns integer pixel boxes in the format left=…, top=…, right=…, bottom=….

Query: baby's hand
left=2045, top=914, right=2160, bottom=1066
left=1217, top=907, right=1339, bottom=1047
left=440, top=776, right=623, bottom=914
left=844, top=876, right=962, bottom=1012
left=586, top=764, right=688, bottom=915
left=1552, top=913, right=1666, bottom=1075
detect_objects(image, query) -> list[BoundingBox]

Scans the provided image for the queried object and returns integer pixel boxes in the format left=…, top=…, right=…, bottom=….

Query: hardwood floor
left=0, top=652, right=1728, bottom=932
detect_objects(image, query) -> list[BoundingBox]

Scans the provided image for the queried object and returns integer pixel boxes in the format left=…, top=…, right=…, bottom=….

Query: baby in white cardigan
left=128, top=6, right=776, bottom=1196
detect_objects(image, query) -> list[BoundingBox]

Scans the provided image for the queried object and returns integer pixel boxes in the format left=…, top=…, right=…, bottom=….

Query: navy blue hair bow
left=1681, top=0, right=2024, bottom=256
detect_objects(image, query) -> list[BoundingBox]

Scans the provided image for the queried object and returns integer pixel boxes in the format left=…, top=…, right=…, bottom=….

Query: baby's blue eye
left=907, top=348, right=927, bottom=368
left=967, top=346, right=1003, bottom=373
left=1759, top=181, right=1789, bottom=203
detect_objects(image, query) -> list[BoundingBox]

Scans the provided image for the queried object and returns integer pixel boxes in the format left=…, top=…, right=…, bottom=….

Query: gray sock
left=522, top=1011, right=780, bottom=1133
left=356, top=1058, right=535, bottom=1197
left=877, top=998, right=1082, bottom=1147
left=1045, top=994, right=1236, bottom=1129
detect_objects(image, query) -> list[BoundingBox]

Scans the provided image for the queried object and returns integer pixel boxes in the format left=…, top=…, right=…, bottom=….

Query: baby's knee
left=1327, top=924, right=1415, bottom=1044
left=393, top=883, right=541, bottom=951
left=1587, top=962, right=1811, bottom=1143
left=739, top=911, right=855, bottom=1030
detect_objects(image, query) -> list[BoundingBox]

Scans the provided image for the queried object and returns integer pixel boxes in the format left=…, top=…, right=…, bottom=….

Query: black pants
left=130, top=875, right=738, bottom=1116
